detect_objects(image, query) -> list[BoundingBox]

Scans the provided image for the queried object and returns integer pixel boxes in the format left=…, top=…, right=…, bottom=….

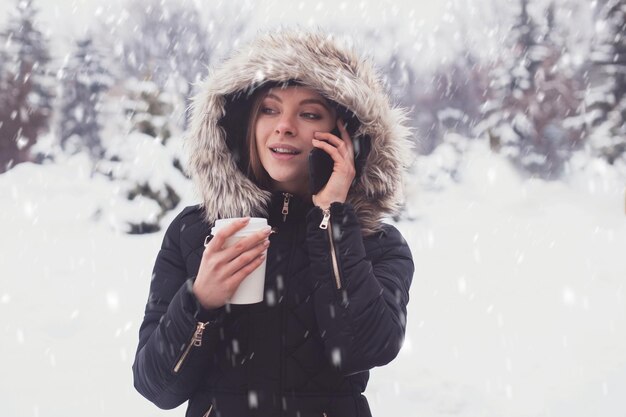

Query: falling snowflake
left=106, top=290, right=120, bottom=312
left=248, top=390, right=258, bottom=409
left=331, top=347, right=341, bottom=367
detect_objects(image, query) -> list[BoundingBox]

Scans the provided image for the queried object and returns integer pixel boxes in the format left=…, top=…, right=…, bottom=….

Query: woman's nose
left=274, top=115, right=296, bottom=136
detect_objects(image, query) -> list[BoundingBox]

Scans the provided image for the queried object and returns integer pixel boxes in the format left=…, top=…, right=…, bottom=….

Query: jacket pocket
left=173, top=321, right=208, bottom=373
left=319, top=208, right=342, bottom=289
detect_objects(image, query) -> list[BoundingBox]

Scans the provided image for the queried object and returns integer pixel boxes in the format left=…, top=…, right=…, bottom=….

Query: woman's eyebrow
left=265, top=93, right=282, bottom=102
left=299, top=99, right=331, bottom=111
left=264, top=94, right=332, bottom=112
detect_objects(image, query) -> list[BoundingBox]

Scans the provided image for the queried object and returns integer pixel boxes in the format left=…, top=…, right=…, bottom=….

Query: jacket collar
left=267, top=191, right=313, bottom=225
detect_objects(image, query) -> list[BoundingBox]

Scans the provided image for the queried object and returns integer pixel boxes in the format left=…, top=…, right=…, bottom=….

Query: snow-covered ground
left=1, top=142, right=625, bottom=417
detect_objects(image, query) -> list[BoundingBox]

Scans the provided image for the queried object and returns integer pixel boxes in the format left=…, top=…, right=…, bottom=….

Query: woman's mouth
left=269, top=147, right=301, bottom=160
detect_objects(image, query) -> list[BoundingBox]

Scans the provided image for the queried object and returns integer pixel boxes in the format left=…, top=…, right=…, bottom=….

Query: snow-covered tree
left=119, top=0, right=211, bottom=87
left=95, top=128, right=189, bottom=234
left=0, top=0, right=54, bottom=173
left=103, top=0, right=250, bottom=129
left=78, top=0, right=253, bottom=233
left=0, top=42, right=8, bottom=113
left=57, top=36, right=113, bottom=165
left=420, top=53, right=491, bottom=149
left=86, top=76, right=188, bottom=234
left=357, top=24, right=432, bottom=152
left=478, top=0, right=583, bottom=178
left=585, top=0, right=626, bottom=164
left=119, top=79, right=180, bottom=143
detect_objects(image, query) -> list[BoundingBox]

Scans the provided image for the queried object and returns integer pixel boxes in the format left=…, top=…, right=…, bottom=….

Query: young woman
left=133, top=30, right=415, bottom=417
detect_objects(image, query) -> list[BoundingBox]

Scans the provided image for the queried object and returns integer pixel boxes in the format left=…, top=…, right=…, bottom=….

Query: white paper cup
left=211, top=217, right=268, bottom=304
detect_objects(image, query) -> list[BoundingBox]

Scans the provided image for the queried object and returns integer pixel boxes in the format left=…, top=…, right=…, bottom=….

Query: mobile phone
left=307, top=127, right=339, bottom=195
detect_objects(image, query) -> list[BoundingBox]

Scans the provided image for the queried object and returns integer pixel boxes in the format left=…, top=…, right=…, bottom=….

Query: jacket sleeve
left=132, top=208, right=223, bottom=409
left=305, top=202, right=414, bottom=376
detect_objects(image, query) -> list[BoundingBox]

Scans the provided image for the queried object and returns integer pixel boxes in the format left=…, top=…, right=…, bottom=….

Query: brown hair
left=245, top=87, right=273, bottom=190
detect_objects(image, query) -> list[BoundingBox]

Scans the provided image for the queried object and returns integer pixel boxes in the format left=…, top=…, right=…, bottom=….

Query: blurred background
left=0, top=0, right=625, bottom=416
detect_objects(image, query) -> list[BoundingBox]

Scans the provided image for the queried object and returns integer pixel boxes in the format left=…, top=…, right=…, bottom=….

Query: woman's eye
left=261, top=107, right=277, bottom=115
left=301, top=112, right=321, bottom=120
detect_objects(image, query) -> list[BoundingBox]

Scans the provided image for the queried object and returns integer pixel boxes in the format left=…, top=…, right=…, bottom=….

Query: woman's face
left=255, top=86, right=336, bottom=196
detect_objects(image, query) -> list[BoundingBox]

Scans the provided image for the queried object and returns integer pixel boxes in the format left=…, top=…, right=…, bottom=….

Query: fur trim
left=185, top=29, right=414, bottom=236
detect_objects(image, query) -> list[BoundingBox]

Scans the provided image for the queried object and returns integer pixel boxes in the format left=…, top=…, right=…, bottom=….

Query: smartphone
left=307, top=127, right=339, bottom=195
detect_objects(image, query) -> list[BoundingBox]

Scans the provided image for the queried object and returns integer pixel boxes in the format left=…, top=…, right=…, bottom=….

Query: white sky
left=0, top=0, right=450, bottom=61
left=0, top=0, right=596, bottom=71
left=2, top=0, right=513, bottom=79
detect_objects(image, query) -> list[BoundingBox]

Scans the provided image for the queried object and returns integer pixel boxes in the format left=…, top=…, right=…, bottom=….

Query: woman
left=133, top=30, right=415, bottom=417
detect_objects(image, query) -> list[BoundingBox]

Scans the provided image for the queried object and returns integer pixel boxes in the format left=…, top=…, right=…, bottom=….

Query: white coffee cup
left=210, top=217, right=269, bottom=304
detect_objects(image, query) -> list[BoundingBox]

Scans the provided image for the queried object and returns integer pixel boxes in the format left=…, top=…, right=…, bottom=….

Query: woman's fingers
left=312, top=137, right=355, bottom=168
left=336, top=118, right=355, bottom=156
left=221, top=226, right=271, bottom=262
left=195, top=232, right=269, bottom=309
left=313, top=134, right=343, bottom=148
left=207, top=217, right=251, bottom=250
left=203, top=220, right=270, bottom=279
left=222, top=238, right=269, bottom=277
left=196, top=219, right=270, bottom=309
left=312, top=137, right=341, bottom=160
left=313, top=119, right=354, bottom=159
left=206, top=219, right=269, bottom=259
left=229, top=251, right=267, bottom=287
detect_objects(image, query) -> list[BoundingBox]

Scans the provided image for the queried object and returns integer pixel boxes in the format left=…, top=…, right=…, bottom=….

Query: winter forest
left=1, top=0, right=625, bottom=416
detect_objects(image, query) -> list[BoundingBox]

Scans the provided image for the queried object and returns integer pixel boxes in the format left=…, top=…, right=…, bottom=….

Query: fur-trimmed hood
left=185, top=29, right=414, bottom=236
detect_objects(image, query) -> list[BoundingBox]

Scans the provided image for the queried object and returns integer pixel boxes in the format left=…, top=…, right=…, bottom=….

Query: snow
left=370, top=142, right=626, bottom=416
left=1, top=140, right=625, bottom=416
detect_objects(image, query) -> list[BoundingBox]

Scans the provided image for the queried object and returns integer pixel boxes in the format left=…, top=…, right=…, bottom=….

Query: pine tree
left=0, top=45, right=8, bottom=111
left=431, top=52, right=490, bottom=139
left=586, top=0, right=626, bottom=164
left=479, top=0, right=582, bottom=178
left=121, top=79, right=178, bottom=142
left=120, top=0, right=211, bottom=88
left=0, top=0, right=54, bottom=173
left=109, top=0, right=248, bottom=129
left=57, top=36, right=113, bottom=164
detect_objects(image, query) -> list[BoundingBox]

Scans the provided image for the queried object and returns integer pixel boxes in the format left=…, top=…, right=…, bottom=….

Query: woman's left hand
left=311, top=119, right=356, bottom=210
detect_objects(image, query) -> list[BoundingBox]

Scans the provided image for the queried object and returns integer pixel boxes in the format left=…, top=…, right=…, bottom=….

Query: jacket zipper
left=279, top=212, right=301, bottom=402
left=319, top=208, right=342, bottom=289
left=173, top=321, right=207, bottom=373
left=282, top=192, right=292, bottom=222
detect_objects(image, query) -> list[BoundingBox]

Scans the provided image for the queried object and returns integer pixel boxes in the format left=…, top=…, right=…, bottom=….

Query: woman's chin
left=268, top=174, right=309, bottom=195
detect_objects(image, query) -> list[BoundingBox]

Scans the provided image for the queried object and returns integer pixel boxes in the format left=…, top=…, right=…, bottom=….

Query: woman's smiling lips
left=268, top=143, right=302, bottom=160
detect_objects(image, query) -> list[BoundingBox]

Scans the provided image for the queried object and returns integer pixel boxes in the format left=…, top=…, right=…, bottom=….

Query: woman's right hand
left=192, top=218, right=271, bottom=309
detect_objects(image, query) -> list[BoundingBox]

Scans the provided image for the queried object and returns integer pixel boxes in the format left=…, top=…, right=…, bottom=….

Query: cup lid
left=211, top=217, right=268, bottom=236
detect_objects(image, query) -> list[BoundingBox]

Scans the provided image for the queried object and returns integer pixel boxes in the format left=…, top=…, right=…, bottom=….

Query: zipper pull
left=319, top=208, right=331, bottom=229
left=192, top=322, right=207, bottom=347
left=282, top=192, right=291, bottom=222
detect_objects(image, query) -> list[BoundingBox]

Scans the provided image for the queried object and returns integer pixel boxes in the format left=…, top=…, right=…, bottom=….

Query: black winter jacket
left=133, top=192, right=414, bottom=417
